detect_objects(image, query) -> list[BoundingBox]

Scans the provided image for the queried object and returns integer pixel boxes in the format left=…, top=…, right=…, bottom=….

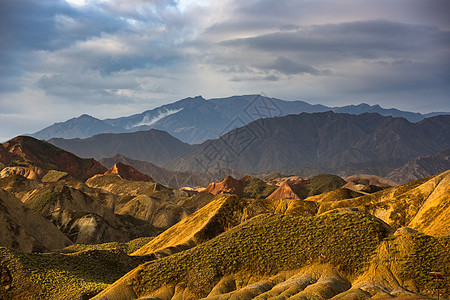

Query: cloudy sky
left=1, top=0, right=449, bottom=142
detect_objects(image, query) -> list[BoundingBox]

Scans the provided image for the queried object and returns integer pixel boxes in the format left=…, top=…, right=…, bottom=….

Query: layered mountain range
left=31, top=95, right=449, bottom=144
left=0, top=132, right=448, bottom=299
left=44, top=111, right=450, bottom=180
left=168, top=112, right=450, bottom=175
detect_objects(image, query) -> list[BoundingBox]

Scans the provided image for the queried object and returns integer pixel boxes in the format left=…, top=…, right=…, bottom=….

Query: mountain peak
left=67, top=114, right=99, bottom=122
left=203, top=176, right=243, bottom=196
left=78, top=114, right=95, bottom=119
left=266, top=181, right=305, bottom=200
left=104, top=162, right=154, bottom=182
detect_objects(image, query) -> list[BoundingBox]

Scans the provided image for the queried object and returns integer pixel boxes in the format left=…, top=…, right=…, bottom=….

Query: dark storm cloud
left=0, top=0, right=129, bottom=86
left=0, top=0, right=188, bottom=92
left=0, top=0, right=128, bottom=52
left=221, top=20, right=449, bottom=58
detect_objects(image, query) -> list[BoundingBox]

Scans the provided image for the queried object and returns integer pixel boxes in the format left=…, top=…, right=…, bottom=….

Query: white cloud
left=132, top=107, right=183, bottom=128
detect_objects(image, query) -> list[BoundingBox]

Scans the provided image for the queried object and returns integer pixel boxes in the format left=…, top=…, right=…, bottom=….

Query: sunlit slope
left=318, top=170, right=450, bottom=236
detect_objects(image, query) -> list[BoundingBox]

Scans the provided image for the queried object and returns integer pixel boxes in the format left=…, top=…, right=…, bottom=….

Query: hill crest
left=0, top=136, right=106, bottom=181
left=104, top=162, right=154, bottom=182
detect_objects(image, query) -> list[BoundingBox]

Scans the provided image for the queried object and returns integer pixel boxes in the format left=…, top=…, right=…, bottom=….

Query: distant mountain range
left=45, top=111, right=450, bottom=178
left=167, top=112, right=450, bottom=175
left=30, top=95, right=449, bottom=144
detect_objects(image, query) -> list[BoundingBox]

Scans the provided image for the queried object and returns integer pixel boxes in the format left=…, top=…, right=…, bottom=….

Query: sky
left=1, top=0, right=450, bottom=142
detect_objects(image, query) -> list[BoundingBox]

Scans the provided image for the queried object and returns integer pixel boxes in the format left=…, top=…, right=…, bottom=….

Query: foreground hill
left=0, top=169, right=448, bottom=299
left=387, top=148, right=450, bottom=183
left=0, top=241, right=149, bottom=299
left=95, top=212, right=449, bottom=299
left=49, top=129, right=194, bottom=165
left=0, top=136, right=106, bottom=181
left=31, top=95, right=448, bottom=144
left=168, top=112, right=450, bottom=175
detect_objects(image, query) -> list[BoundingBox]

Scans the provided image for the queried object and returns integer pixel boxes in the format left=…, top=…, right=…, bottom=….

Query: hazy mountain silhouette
left=167, top=112, right=450, bottom=175
left=387, top=148, right=450, bottom=183
left=49, top=129, right=194, bottom=165
left=30, top=95, right=448, bottom=144
left=32, top=114, right=124, bottom=140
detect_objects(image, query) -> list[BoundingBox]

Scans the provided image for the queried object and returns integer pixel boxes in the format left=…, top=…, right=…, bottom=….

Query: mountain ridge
left=166, top=112, right=450, bottom=175
left=48, top=129, right=194, bottom=165
left=30, top=95, right=450, bottom=144
left=0, top=136, right=106, bottom=181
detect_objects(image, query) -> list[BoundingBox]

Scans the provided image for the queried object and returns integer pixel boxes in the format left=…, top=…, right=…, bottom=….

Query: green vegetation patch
left=41, top=170, right=68, bottom=183
left=25, top=187, right=59, bottom=213
left=60, top=236, right=155, bottom=255
left=263, top=172, right=288, bottom=181
left=241, top=178, right=278, bottom=199
left=0, top=246, right=145, bottom=299
left=132, top=212, right=390, bottom=298
left=305, top=174, right=347, bottom=197
left=392, top=233, right=450, bottom=295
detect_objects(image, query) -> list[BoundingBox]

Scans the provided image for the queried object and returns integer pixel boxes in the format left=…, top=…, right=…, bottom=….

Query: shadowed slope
left=168, top=113, right=450, bottom=174
left=20, top=181, right=160, bottom=244
left=49, top=129, right=193, bottom=165
left=0, top=189, right=72, bottom=252
left=86, top=174, right=191, bottom=228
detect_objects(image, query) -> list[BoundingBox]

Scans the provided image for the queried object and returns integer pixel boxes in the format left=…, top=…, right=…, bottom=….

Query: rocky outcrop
left=21, top=182, right=159, bottom=244
left=0, top=166, right=43, bottom=180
